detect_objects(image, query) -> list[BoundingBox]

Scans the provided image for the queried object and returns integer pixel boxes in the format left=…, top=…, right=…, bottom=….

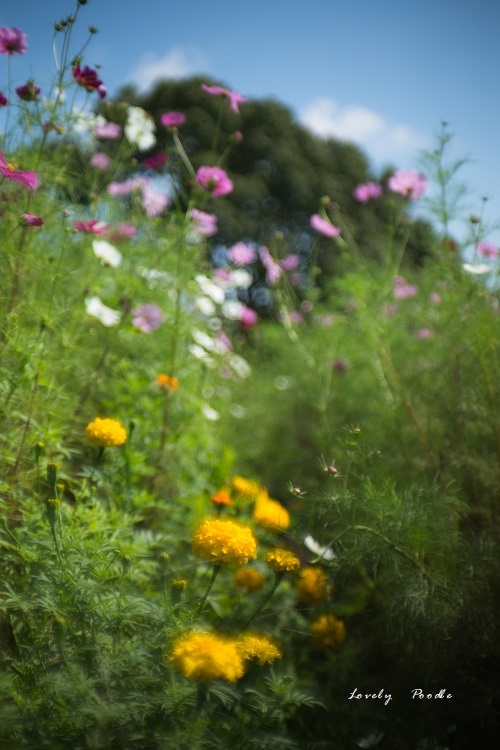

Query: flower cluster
left=85, top=418, right=127, bottom=447
left=234, top=566, right=265, bottom=592
left=237, top=633, right=281, bottom=665
left=266, top=548, right=301, bottom=573
left=311, top=614, right=346, bottom=648
left=297, top=566, right=328, bottom=604
left=192, top=519, right=257, bottom=566
left=171, top=632, right=244, bottom=682
left=155, top=374, right=179, bottom=391
left=231, top=475, right=263, bottom=502
left=253, top=492, right=290, bottom=531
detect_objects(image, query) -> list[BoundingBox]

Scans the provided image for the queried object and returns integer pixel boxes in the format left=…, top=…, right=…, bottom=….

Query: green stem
left=351, top=524, right=426, bottom=575
left=238, top=572, right=285, bottom=632
left=196, top=564, right=221, bottom=615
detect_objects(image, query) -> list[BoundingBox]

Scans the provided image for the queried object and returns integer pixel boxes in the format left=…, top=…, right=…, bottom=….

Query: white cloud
left=129, top=47, right=210, bottom=91
left=299, top=97, right=428, bottom=166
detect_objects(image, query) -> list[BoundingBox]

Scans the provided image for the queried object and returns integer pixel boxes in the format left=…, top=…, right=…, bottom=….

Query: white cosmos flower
left=227, top=354, right=251, bottom=379
left=202, top=404, right=220, bottom=421
left=221, top=299, right=244, bottom=320
left=92, top=239, right=122, bottom=268
left=85, top=296, right=121, bottom=326
left=189, top=344, right=216, bottom=368
left=192, top=329, right=218, bottom=352
left=462, top=263, right=492, bottom=275
left=195, top=274, right=225, bottom=304
left=303, top=535, right=335, bottom=561
left=195, top=296, right=216, bottom=316
left=229, top=269, right=253, bottom=288
left=125, top=106, right=156, bottom=151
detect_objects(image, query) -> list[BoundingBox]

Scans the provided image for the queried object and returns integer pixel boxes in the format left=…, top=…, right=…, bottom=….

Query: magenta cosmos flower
left=0, top=27, right=27, bottom=55
left=94, top=121, right=122, bottom=139
left=196, top=166, right=233, bottom=197
left=16, top=81, right=40, bottom=102
left=0, top=92, right=8, bottom=106
left=132, top=304, right=163, bottom=332
left=388, top=170, right=427, bottom=200
left=0, top=152, right=37, bottom=189
left=73, top=219, right=109, bottom=235
left=477, top=240, right=499, bottom=258
left=143, top=152, right=167, bottom=170
left=201, top=84, right=248, bottom=114
left=20, top=213, right=43, bottom=226
left=190, top=208, right=218, bottom=236
left=160, top=112, right=186, bottom=128
left=73, top=63, right=106, bottom=98
left=353, top=182, right=383, bottom=203
left=310, top=214, right=342, bottom=238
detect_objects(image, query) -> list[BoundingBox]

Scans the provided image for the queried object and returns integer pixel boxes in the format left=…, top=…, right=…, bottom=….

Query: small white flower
left=195, top=274, right=225, bottom=304
left=189, top=344, right=216, bottom=368
left=229, top=269, right=253, bottom=288
left=192, top=329, right=218, bottom=352
left=462, top=263, right=492, bottom=275
left=125, top=106, right=156, bottom=151
left=85, top=296, right=121, bottom=326
left=227, top=354, right=251, bottom=379
left=202, top=404, right=220, bottom=421
left=195, top=296, right=216, bottom=316
left=221, top=299, right=244, bottom=320
left=303, top=535, right=335, bottom=561
left=92, top=239, right=122, bottom=268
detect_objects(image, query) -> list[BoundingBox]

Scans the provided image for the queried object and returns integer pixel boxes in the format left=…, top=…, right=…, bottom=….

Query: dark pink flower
left=73, top=63, right=105, bottom=96
left=144, top=152, right=167, bottom=170
left=0, top=92, right=8, bottom=106
left=353, top=182, right=383, bottom=203
left=132, top=303, right=163, bottom=332
left=94, top=121, right=122, bottom=139
left=190, top=208, right=218, bottom=236
left=240, top=305, right=258, bottom=331
left=196, top=166, right=233, bottom=197
left=16, top=81, right=40, bottom=102
left=388, top=170, right=427, bottom=200
left=310, top=213, right=341, bottom=238
left=0, top=151, right=37, bottom=189
left=160, top=111, right=186, bottom=128
left=20, top=213, right=43, bottom=226
left=201, top=84, right=248, bottom=114
left=477, top=240, right=499, bottom=258
left=0, top=26, right=27, bottom=55
left=73, top=219, right=109, bottom=235
left=229, top=241, right=256, bottom=265
left=393, top=276, right=419, bottom=299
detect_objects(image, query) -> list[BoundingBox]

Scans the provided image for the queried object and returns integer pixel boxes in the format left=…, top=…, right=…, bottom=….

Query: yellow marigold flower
left=311, top=614, right=346, bottom=648
left=231, top=475, right=262, bottom=502
left=237, top=632, right=282, bottom=665
left=211, top=489, right=233, bottom=506
left=156, top=373, right=179, bottom=391
left=266, top=548, right=301, bottom=573
left=85, top=417, right=127, bottom=447
left=234, top=566, right=265, bottom=592
left=297, top=566, right=328, bottom=605
left=253, top=493, right=290, bottom=531
left=172, top=579, right=188, bottom=589
left=171, top=632, right=244, bottom=682
left=192, top=519, right=257, bottom=567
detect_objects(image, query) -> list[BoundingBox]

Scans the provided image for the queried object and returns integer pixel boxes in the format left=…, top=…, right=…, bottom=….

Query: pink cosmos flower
left=94, top=121, right=122, bottom=139
left=16, top=81, right=40, bottom=101
left=90, top=152, right=110, bottom=170
left=288, top=311, right=304, bottom=325
left=141, top=184, right=169, bottom=218
left=143, top=152, right=167, bottom=170
left=259, top=245, right=281, bottom=284
left=73, top=63, right=106, bottom=97
left=73, top=219, right=109, bottom=236
left=477, top=240, right=499, bottom=258
left=229, top=241, right=257, bottom=265
left=240, top=305, right=258, bottom=331
left=430, top=292, right=442, bottom=304
left=353, top=182, right=383, bottom=203
left=0, top=152, right=37, bottom=189
left=190, top=208, right=218, bottom=236
left=280, top=254, right=299, bottom=271
left=107, top=176, right=148, bottom=196
left=0, top=92, right=8, bottom=106
left=232, top=130, right=243, bottom=142
left=388, top=170, right=427, bottom=200
left=0, top=27, right=27, bottom=55
left=20, top=213, right=43, bottom=227
left=132, top=303, right=163, bottom=332
left=160, top=112, right=186, bottom=128
left=200, top=84, right=248, bottom=114
left=416, top=328, right=434, bottom=339
left=107, top=223, right=137, bottom=242
left=196, top=166, right=233, bottom=197
left=393, top=276, right=419, bottom=299
left=310, top=214, right=342, bottom=238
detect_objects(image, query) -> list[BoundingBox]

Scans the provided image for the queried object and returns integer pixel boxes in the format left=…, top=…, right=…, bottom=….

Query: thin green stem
left=195, top=564, right=221, bottom=615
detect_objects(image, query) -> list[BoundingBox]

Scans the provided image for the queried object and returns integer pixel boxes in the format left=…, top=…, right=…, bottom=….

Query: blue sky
left=2, top=0, right=500, bottom=243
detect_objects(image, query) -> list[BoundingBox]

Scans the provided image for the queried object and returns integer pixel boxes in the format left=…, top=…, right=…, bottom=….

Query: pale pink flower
left=132, top=303, right=163, bottom=332
left=477, top=240, right=499, bottom=258
left=190, top=208, right=218, bottom=236
left=229, top=241, right=257, bottom=265
left=141, top=184, right=169, bottom=218
left=310, top=214, right=341, bottom=238
left=94, top=121, right=122, bottom=139
left=430, top=292, right=441, bottom=304
left=73, top=219, right=109, bottom=235
left=200, top=84, right=248, bottom=114
left=20, top=213, right=43, bottom=226
left=90, top=152, right=110, bottom=170
left=416, top=328, right=434, bottom=339
left=393, top=276, right=419, bottom=299
left=196, top=166, right=233, bottom=197
left=259, top=246, right=281, bottom=284
left=280, top=254, right=299, bottom=271
left=0, top=152, right=37, bottom=189
left=107, top=176, right=147, bottom=196
left=0, top=27, right=27, bottom=55
left=388, top=170, right=427, bottom=200
left=107, top=223, right=137, bottom=242
left=353, top=182, right=383, bottom=203
left=288, top=311, right=304, bottom=325
left=160, top=111, right=185, bottom=128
